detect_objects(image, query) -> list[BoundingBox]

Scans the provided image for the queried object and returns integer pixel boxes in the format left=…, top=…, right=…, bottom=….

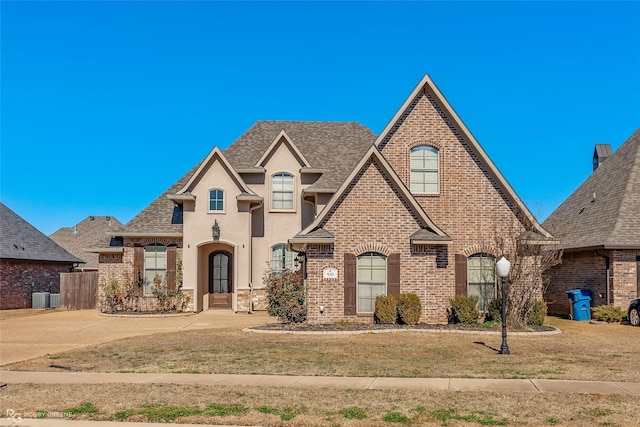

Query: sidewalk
left=2, top=370, right=639, bottom=395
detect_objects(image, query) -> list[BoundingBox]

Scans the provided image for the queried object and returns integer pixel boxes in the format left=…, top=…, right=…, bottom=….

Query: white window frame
left=410, top=145, right=440, bottom=194
left=208, top=188, right=225, bottom=213
left=467, top=253, right=496, bottom=311
left=144, top=244, right=167, bottom=296
left=271, top=172, right=295, bottom=211
left=357, top=252, right=387, bottom=313
left=271, top=243, right=295, bottom=272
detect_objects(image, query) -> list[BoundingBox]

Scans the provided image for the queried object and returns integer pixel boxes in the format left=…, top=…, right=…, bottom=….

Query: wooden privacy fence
left=60, top=272, right=98, bottom=310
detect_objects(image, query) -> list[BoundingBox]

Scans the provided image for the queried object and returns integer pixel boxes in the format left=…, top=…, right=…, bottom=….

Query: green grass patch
left=204, top=403, right=249, bottom=417
left=65, top=402, right=100, bottom=415
left=341, top=406, right=367, bottom=419
left=432, top=408, right=507, bottom=426
left=256, top=405, right=279, bottom=415
left=545, top=417, right=561, bottom=424
left=383, top=411, right=410, bottom=423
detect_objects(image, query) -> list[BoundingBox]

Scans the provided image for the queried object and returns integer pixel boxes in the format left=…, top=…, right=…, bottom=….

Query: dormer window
left=410, top=146, right=439, bottom=194
left=209, top=189, right=224, bottom=212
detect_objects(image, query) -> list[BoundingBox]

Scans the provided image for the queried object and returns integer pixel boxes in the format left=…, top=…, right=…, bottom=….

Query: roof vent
left=593, top=144, right=612, bottom=171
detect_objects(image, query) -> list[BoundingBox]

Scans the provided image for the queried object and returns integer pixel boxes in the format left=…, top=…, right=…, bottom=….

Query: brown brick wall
left=0, top=259, right=72, bottom=309
left=545, top=253, right=607, bottom=315
left=545, top=249, right=639, bottom=315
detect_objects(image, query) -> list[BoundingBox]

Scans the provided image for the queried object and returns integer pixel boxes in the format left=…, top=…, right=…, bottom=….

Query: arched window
left=467, top=253, right=496, bottom=311
left=209, top=189, right=224, bottom=212
left=144, top=244, right=167, bottom=295
left=410, top=146, right=439, bottom=194
left=271, top=244, right=295, bottom=272
left=272, top=173, right=294, bottom=210
left=357, top=252, right=386, bottom=313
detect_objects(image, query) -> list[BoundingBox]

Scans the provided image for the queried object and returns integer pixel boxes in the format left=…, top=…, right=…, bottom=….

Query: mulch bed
left=251, top=322, right=555, bottom=333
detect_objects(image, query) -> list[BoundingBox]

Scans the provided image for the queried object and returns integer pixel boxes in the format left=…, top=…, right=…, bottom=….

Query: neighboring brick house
left=0, top=203, right=83, bottom=309
left=543, top=128, right=640, bottom=315
left=91, top=74, right=554, bottom=323
left=50, top=215, right=123, bottom=271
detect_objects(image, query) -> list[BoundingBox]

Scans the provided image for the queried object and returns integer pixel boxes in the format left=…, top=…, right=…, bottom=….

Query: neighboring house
left=50, top=215, right=123, bottom=271
left=543, top=128, right=640, bottom=315
left=0, top=203, right=84, bottom=309
left=91, top=74, right=554, bottom=323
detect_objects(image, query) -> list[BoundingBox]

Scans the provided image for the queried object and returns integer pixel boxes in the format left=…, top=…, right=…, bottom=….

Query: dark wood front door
left=208, top=251, right=232, bottom=309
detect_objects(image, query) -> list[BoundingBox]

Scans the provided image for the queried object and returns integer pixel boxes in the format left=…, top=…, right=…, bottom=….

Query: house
left=543, top=128, right=640, bottom=315
left=0, top=203, right=84, bottom=309
left=92, top=74, right=554, bottom=323
left=50, top=215, right=123, bottom=271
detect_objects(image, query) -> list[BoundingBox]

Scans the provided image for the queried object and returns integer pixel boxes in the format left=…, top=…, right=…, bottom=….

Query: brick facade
left=303, top=86, right=538, bottom=325
left=0, top=260, right=72, bottom=309
left=546, top=249, right=639, bottom=315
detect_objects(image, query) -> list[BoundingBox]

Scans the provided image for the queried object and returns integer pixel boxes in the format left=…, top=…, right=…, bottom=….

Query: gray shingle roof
left=0, top=203, right=83, bottom=263
left=49, top=216, right=124, bottom=269
left=121, top=122, right=375, bottom=236
left=543, top=128, right=640, bottom=250
left=124, top=165, right=198, bottom=234
left=223, top=121, right=376, bottom=189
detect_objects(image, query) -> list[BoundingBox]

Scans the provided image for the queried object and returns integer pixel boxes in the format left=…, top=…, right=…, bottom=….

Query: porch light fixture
left=212, top=220, right=220, bottom=242
left=496, top=256, right=511, bottom=355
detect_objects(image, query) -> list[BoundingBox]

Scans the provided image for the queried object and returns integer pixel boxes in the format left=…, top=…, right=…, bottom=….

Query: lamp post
left=496, top=256, right=511, bottom=355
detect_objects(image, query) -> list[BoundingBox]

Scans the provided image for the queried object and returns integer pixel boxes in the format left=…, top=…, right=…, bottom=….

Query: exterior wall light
left=212, top=220, right=220, bottom=242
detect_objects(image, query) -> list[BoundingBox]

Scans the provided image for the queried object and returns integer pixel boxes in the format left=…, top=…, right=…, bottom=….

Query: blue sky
left=2, top=1, right=639, bottom=236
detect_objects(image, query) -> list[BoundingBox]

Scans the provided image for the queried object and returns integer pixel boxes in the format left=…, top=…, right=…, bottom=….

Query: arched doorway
left=208, top=250, right=232, bottom=309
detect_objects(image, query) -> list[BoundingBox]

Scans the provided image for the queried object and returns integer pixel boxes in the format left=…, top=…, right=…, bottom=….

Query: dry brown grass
left=1, top=382, right=638, bottom=426
left=8, top=317, right=638, bottom=382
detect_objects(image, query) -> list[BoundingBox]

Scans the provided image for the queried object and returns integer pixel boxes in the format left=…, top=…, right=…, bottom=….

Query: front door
left=208, top=251, right=232, bottom=309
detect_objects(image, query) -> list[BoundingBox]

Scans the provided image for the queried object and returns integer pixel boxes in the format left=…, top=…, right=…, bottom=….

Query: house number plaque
left=323, top=267, right=338, bottom=279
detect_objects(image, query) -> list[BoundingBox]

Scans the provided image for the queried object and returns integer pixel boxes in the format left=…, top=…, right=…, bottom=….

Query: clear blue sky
left=2, top=1, right=638, bottom=236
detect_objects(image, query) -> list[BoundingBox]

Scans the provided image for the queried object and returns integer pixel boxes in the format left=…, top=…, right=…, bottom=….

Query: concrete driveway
left=0, top=309, right=271, bottom=366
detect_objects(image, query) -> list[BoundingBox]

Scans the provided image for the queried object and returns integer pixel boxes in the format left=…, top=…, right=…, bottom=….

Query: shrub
left=592, top=305, right=625, bottom=323
left=374, top=294, right=397, bottom=324
left=524, top=300, right=547, bottom=326
left=264, top=270, right=306, bottom=323
left=99, top=277, right=139, bottom=313
left=397, top=293, right=421, bottom=325
left=487, top=298, right=502, bottom=323
left=449, top=295, right=479, bottom=324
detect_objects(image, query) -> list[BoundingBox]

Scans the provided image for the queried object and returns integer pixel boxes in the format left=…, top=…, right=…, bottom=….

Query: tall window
left=272, top=173, right=294, bottom=210
left=209, top=189, right=224, bottom=212
left=467, top=253, right=496, bottom=311
left=410, top=146, right=439, bottom=194
left=271, top=244, right=294, bottom=271
left=357, top=252, right=386, bottom=313
left=144, top=244, right=167, bottom=295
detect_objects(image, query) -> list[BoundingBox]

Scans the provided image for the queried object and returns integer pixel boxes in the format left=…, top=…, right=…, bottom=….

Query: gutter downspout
left=248, top=202, right=263, bottom=314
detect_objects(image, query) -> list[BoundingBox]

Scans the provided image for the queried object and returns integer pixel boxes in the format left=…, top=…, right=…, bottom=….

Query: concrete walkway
left=1, top=370, right=639, bottom=396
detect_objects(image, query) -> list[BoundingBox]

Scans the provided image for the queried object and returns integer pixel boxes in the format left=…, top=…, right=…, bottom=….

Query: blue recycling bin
left=566, top=289, right=592, bottom=321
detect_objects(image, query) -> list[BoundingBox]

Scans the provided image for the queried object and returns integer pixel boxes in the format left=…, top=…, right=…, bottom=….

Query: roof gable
left=0, top=203, right=83, bottom=263
left=255, top=130, right=311, bottom=169
left=296, top=146, right=450, bottom=242
left=375, top=74, right=552, bottom=239
left=50, top=216, right=123, bottom=269
left=544, top=128, right=640, bottom=249
left=176, top=146, right=256, bottom=196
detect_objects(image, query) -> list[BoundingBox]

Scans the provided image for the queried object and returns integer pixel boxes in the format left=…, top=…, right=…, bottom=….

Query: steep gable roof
left=0, top=203, right=83, bottom=264
left=223, top=121, right=376, bottom=190
left=50, top=216, right=123, bottom=269
left=117, top=122, right=375, bottom=237
left=543, top=128, right=640, bottom=250
left=255, top=130, right=311, bottom=169
left=175, top=146, right=258, bottom=197
left=376, top=74, right=553, bottom=239
left=292, top=146, right=451, bottom=245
